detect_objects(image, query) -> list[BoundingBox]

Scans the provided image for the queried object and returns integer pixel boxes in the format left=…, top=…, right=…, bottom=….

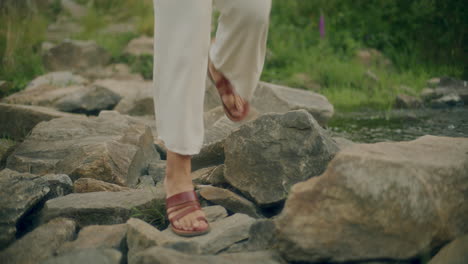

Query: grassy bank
left=0, top=0, right=465, bottom=112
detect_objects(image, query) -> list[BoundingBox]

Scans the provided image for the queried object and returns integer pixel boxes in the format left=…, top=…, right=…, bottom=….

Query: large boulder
left=428, top=234, right=468, bottom=264
left=40, top=248, right=122, bottom=264
left=40, top=186, right=165, bottom=227
left=251, top=82, right=334, bottom=126
left=43, top=39, right=111, bottom=72
left=0, top=218, right=77, bottom=264
left=6, top=111, right=159, bottom=186
left=129, top=247, right=285, bottom=264
left=224, top=110, right=339, bottom=206
left=275, top=135, right=468, bottom=263
left=0, top=103, right=80, bottom=141
left=0, top=169, right=73, bottom=249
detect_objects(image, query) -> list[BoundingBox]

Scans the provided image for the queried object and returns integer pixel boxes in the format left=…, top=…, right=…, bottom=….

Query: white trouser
left=153, top=0, right=271, bottom=155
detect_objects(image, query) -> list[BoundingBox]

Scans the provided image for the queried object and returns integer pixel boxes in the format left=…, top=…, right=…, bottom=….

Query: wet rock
left=130, top=247, right=285, bottom=264
left=43, top=39, right=111, bottom=72
left=6, top=111, right=159, bottom=186
left=428, top=234, right=468, bottom=264
left=0, top=169, right=51, bottom=249
left=252, top=82, right=334, bottom=126
left=54, top=85, right=122, bottom=115
left=395, top=94, right=422, bottom=109
left=58, top=224, right=127, bottom=255
left=40, top=187, right=165, bottom=227
left=0, top=103, right=80, bottom=141
left=275, top=135, right=468, bottom=263
left=0, top=218, right=77, bottom=264
left=41, top=248, right=122, bottom=264
left=73, top=178, right=131, bottom=193
left=162, top=213, right=256, bottom=254
left=198, top=185, right=262, bottom=218
left=124, top=36, right=154, bottom=56
left=224, top=110, right=339, bottom=206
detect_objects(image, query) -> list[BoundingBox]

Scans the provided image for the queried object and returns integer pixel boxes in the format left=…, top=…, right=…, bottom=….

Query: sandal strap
left=167, top=200, right=199, bottom=214
left=170, top=205, right=201, bottom=222
left=166, top=190, right=198, bottom=209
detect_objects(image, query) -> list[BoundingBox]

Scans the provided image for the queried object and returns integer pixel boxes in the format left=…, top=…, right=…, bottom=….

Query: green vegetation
left=0, top=0, right=465, bottom=111
left=130, top=197, right=168, bottom=230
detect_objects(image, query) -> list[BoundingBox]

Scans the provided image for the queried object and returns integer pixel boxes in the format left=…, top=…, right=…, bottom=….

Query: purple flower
left=319, top=13, right=325, bottom=38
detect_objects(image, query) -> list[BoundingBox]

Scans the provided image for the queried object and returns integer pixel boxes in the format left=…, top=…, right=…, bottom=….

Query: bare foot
left=165, top=151, right=208, bottom=232
left=208, top=59, right=247, bottom=118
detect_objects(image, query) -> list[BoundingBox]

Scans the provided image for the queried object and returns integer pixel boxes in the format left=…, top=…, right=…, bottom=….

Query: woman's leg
left=153, top=0, right=212, bottom=231
left=210, top=0, right=271, bottom=105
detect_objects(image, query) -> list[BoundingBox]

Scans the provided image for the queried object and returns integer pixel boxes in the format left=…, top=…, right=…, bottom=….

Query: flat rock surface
left=40, top=187, right=165, bottom=227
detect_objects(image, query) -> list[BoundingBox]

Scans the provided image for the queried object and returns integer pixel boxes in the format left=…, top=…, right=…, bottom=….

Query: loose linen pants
left=153, top=0, right=271, bottom=155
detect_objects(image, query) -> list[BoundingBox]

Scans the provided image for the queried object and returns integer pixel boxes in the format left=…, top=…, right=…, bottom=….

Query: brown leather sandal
left=166, top=190, right=210, bottom=237
left=207, top=60, right=250, bottom=122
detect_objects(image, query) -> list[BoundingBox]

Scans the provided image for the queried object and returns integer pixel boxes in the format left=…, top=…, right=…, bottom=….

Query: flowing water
left=329, top=107, right=468, bottom=143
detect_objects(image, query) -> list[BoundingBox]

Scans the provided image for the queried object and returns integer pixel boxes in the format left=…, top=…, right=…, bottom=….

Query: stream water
left=328, top=106, right=468, bottom=143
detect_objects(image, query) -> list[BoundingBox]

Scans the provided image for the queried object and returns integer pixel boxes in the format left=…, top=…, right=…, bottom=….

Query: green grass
left=130, top=197, right=168, bottom=230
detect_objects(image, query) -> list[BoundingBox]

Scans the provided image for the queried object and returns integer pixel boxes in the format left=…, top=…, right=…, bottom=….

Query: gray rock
left=92, top=79, right=153, bottom=101
left=395, top=94, right=422, bottom=109
left=203, top=205, right=228, bottom=223
left=192, top=114, right=258, bottom=171
left=147, top=160, right=166, bottom=184
left=224, top=110, right=339, bottom=206
left=54, top=85, right=122, bottom=115
left=137, top=175, right=156, bottom=188
left=252, top=82, right=334, bottom=126
left=0, top=169, right=53, bottom=249
left=81, top=63, right=143, bottom=81
left=40, top=187, right=165, bottom=227
left=43, top=39, right=111, bottom=72
left=126, top=218, right=172, bottom=258
left=6, top=111, right=159, bottom=187
left=198, top=185, right=262, bottom=218
left=40, top=248, right=122, bottom=264
left=0, top=103, right=80, bottom=141
left=223, top=219, right=277, bottom=254
left=162, top=213, right=256, bottom=254
left=124, top=36, right=154, bottom=56
left=0, top=138, right=16, bottom=169
left=114, top=87, right=154, bottom=116
left=46, top=19, right=83, bottom=43
left=58, top=224, right=127, bottom=255
left=130, top=247, right=285, bottom=264
left=430, top=93, right=462, bottom=108
left=332, top=136, right=355, bottom=149
left=0, top=218, right=77, bottom=264
left=3, top=84, right=86, bottom=108
left=41, top=173, right=73, bottom=198
left=275, top=135, right=468, bottom=263
left=73, top=178, right=131, bottom=193
left=193, top=165, right=226, bottom=186
left=428, top=234, right=468, bottom=264
left=204, top=106, right=225, bottom=128
left=24, top=71, right=88, bottom=92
